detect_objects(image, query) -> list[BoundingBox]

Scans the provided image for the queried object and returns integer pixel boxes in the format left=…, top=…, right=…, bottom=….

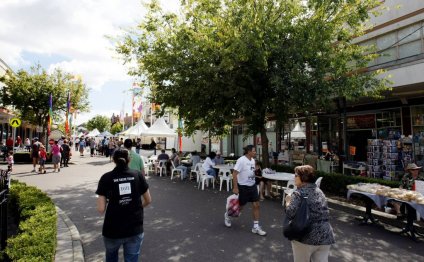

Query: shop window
left=399, top=40, right=422, bottom=59
left=398, top=24, right=421, bottom=44
left=378, top=47, right=397, bottom=64
left=376, top=32, right=397, bottom=50
left=360, top=22, right=424, bottom=66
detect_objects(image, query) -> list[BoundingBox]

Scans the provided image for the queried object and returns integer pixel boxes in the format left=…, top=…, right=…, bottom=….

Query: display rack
left=367, top=139, right=382, bottom=178
left=401, top=136, right=414, bottom=169
left=381, top=140, right=398, bottom=180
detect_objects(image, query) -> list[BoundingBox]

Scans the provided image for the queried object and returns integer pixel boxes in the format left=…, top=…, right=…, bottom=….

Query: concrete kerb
left=55, top=207, right=85, bottom=262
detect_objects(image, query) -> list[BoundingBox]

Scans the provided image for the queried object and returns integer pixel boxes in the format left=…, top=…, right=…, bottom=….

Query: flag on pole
left=48, top=94, right=53, bottom=136
left=178, top=118, right=183, bottom=151
left=65, top=91, right=71, bottom=135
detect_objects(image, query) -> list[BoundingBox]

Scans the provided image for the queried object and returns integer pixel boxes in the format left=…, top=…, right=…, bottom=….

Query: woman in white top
left=202, top=152, right=217, bottom=177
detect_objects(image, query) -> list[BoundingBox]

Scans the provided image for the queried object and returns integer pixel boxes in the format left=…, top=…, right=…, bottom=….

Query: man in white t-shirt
left=224, top=145, right=266, bottom=236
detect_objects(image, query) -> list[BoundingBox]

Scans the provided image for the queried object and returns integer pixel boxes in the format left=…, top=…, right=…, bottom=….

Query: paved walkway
left=7, top=150, right=424, bottom=261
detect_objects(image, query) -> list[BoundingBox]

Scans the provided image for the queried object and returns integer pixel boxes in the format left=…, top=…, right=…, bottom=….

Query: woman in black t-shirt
left=96, top=148, right=152, bottom=262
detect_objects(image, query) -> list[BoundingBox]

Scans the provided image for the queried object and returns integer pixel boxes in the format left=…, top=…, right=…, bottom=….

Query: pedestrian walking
left=51, top=140, right=62, bottom=172
left=124, top=139, right=145, bottom=175
left=284, top=165, right=335, bottom=262
left=61, top=139, right=71, bottom=167
left=38, top=145, right=47, bottom=174
left=225, top=145, right=266, bottom=236
left=31, top=137, right=41, bottom=172
left=6, top=151, right=13, bottom=172
left=96, top=148, right=151, bottom=262
left=79, top=138, right=86, bottom=156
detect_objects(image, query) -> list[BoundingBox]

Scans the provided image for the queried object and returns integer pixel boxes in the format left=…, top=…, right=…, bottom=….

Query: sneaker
left=252, top=227, right=267, bottom=236
left=224, top=212, right=231, bottom=227
left=31, top=169, right=36, bottom=172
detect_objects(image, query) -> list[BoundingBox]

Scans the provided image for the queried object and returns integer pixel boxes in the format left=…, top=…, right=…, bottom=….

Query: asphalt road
left=9, top=152, right=424, bottom=262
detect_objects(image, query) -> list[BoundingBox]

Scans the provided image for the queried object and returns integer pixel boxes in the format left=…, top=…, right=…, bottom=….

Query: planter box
left=14, top=152, right=52, bottom=163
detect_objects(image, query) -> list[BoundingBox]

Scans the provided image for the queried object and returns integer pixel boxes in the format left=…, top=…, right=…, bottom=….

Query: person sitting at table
left=392, top=163, right=422, bottom=218
left=156, top=149, right=170, bottom=174
left=174, top=151, right=188, bottom=179
left=254, top=162, right=271, bottom=201
left=190, top=150, right=201, bottom=167
left=170, top=148, right=178, bottom=163
left=214, top=151, right=225, bottom=165
left=202, top=152, right=217, bottom=178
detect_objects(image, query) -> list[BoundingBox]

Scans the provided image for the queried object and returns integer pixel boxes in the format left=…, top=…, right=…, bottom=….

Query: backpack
left=32, top=142, right=40, bottom=153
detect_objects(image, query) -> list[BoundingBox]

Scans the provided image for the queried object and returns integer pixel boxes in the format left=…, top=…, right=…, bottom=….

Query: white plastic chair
left=198, top=167, right=215, bottom=190
left=170, top=161, right=184, bottom=180
left=140, top=156, right=152, bottom=176
left=191, top=163, right=202, bottom=182
left=219, top=168, right=233, bottom=191
left=315, top=177, right=323, bottom=188
left=282, top=180, right=297, bottom=207
left=158, top=160, right=168, bottom=177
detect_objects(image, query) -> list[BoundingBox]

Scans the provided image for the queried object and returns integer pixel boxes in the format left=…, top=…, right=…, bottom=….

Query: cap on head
left=124, top=138, right=132, bottom=149
left=407, top=163, right=422, bottom=170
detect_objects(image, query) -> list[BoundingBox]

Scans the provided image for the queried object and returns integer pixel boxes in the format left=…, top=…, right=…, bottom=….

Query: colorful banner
left=48, top=94, right=53, bottom=136
left=65, top=91, right=71, bottom=135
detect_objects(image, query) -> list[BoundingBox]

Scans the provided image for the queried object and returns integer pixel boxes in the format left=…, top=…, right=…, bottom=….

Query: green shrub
left=5, top=180, right=57, bottom=261
left=270, top=164, right=400, bottom=197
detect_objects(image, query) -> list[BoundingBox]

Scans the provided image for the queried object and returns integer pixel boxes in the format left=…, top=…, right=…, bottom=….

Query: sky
left=0, top=0, right=180, bottom=125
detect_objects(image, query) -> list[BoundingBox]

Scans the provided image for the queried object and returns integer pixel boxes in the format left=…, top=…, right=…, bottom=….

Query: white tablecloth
left=347, top=190, right=424, bottom=217
left=262, top=172, right=295, bottom=181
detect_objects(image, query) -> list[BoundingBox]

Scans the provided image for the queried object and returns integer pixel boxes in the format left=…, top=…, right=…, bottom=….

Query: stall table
left=347, top=189, right=424, bottom=240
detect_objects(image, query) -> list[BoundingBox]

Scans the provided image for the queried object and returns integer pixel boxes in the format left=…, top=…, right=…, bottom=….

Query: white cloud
left=0, top=0, right=180, bottom=115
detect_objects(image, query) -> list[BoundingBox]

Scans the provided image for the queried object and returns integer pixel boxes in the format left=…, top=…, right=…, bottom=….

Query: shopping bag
left=283, top=193, right=311, bottom=241
left=226, top=194, right=241, bottom=217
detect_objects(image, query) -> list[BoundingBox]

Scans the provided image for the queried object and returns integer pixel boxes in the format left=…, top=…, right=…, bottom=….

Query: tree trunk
left=260, top=127, right=269, bottom=168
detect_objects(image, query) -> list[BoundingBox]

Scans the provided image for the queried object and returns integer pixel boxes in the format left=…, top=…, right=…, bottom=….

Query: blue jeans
left=103, top=233, right=144, bottom=262
left=206, top=168, right=216, bottom=178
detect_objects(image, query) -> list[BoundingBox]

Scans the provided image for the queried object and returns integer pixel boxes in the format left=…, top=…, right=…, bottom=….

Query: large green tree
left=0, top=64, right=90, bottom=137
left=115, top=0, right=390, bottom=166
left=86, top=115, right=111, bottom=132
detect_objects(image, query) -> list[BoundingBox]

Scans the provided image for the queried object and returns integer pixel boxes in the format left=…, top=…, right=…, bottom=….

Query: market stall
left=347, top=182, right=424, bottom=241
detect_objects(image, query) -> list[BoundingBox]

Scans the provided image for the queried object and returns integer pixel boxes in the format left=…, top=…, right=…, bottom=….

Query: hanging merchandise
left=367, top=139, right=382, bottom=178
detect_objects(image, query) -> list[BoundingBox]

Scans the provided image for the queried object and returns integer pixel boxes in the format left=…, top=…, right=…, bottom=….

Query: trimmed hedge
left=270, top=164, right=400, bottom=197
left=5, top=180, right=57, bottom=261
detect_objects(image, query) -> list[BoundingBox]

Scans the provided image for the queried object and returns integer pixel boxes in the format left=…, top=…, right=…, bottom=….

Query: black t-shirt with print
left=96, top=167, right=149, bottom=238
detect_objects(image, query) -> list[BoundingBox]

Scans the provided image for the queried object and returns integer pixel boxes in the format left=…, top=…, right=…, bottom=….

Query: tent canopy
left=284, top=122, right=306, bottom=139
left=97, top=131, right=113, bottom=137
left=140, top=118, right=177, bottom=137
left=86, top=128, right=100, bottom=137
left=123, top=121, right=149, bottom=137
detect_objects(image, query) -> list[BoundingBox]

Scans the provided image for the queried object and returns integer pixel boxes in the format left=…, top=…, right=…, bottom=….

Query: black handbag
left=283, top=192, right=311, bottom=241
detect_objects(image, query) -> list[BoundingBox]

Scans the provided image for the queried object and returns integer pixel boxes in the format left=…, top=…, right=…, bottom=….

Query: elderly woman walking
left=285, top=165, right=335, bottom=262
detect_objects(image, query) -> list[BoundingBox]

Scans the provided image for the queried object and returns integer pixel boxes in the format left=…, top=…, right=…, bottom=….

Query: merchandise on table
left=346, top=183, right=390, bottom=194
left=347, top=183, right=424, bottom=204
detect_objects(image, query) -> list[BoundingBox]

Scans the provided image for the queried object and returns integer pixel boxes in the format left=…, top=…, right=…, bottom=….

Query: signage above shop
left=347, top=114, right=376, bottom=129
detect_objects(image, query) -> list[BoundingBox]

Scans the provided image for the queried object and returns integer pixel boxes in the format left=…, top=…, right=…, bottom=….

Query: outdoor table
left=214, top=164, right=234, bottom=177
left=347, top=190, right=424, bottom=240
left=181, top=159, right=192, bottom=167
left=262, top=172, right=295, bottom=197
left=386, top=198, right=424, bottom=241
left=262, top=172, right=295, bottom=182
left=347, top=190, right=385, bottom=224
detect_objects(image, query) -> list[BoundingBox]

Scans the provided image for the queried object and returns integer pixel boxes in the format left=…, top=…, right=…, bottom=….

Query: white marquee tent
left=86, top=128, right=100, bottom=137
left=284, top=122, right=306, bottom=139
left=140, top=118, right=177, bottom=137
left=122, top=120, right=149, bottom=137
